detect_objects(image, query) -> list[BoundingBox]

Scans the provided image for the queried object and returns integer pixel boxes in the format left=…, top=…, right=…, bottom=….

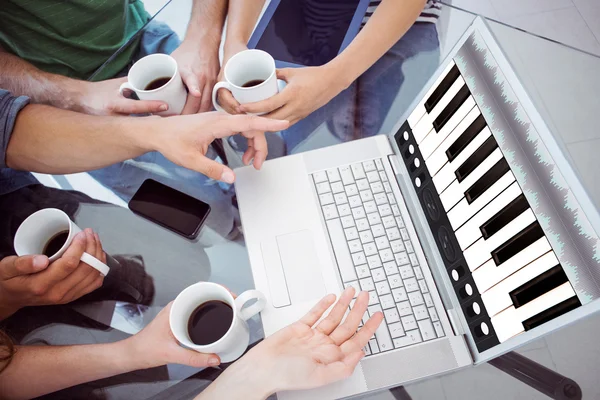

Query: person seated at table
left=0, top=88, right=287, bottom=320
left=218, top=0, right=441, bottom=151
left=0, top=0, right=246, bottom=240
left=0, top=288, right=384, bottom=400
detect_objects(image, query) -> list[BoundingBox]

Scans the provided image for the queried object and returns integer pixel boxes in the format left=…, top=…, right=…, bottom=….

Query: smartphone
left=128, top=179, right=210, bottom=239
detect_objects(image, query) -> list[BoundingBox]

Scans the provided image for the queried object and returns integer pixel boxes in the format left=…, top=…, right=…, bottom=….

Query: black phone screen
left=255, top=0, right=361, bottom=66
left=128, top=179, right=211, bottom=239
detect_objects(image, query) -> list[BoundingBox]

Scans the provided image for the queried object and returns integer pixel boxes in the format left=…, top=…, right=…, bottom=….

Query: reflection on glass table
left=1, top=0, right=599, bottom=399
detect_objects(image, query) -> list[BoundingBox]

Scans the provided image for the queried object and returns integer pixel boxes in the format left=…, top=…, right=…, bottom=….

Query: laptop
left=235, top=17, right=600, bottom=399
left=248, top=0, right=371, bottom=68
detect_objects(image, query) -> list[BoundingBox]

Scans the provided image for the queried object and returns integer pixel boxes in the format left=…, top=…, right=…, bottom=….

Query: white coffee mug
left=119, top=54, right=186, bottom=116
left=212, top=49, right=279, bottom=114
left=13, top=208, right=110, bottom=276
left=170, top=282, right=266, bottom=363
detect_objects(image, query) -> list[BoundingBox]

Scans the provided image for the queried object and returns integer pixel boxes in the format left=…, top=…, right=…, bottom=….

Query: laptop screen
left=254, top=0, right=362, bottom=67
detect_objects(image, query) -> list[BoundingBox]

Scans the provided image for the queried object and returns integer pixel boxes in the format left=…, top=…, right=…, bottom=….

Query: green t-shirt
left=0, top=0, right=151, bottom=81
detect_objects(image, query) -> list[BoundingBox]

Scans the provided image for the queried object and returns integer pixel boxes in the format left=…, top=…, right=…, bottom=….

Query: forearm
left=0, top=50, right=85, bottom=110
left=223, top=0, right=265, bottom=56
left=183, top=0, right=227, bottom=52
left=195, top=357, right=274, bottom=400
left=327, top=0, right=427, bottom=88
left=6, top=104, right=155, bottom=174
left=0, top=340, right=142, bottom=400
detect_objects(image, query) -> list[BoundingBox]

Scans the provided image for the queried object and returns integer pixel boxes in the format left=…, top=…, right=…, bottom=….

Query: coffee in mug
left=170, top=282, right=266, bottom=362
left=187, top=300, right=234, bottom=345
left=211, top=50, right=279, bottom=114
left=42, top=230, right=69, bottom=257
left=119, top=54, right=186, bottom=116
left=14, top=208, right=110, bottom=276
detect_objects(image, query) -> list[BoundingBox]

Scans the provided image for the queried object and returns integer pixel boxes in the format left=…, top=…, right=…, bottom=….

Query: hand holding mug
left=0, top=229, right=106, bottom=320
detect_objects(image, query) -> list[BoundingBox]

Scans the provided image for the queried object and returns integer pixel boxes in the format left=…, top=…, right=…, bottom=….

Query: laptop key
left=392, top=288, right=408, bottom=303
left=382, top=215, right=396, bottom=229
left=372, top=267, right=386, bottom=282
left=428, top=307, right=439, bottom=322
left=419, top=319, right=436, bottom=341
left=331, top=181, right=344, bottom=193
left=344, top=227, right=359, bottom=241
left=393, top=335, right=414, bottom=349
left=375, top=236, right=389, bottom=250
left=367, top=171, right=380, bottom=183
left=359, top=230, right=374, bottom=243
left=384, top=262, right=398, bottom=275
left=408, top=291, right=424, bottom=306
left=316, top=181, right=331, bottom=194
left=380, top=294, right=395, bottom=309
left=364, top=243, right=377, bottom=256
left=375, top=281, right=391, bottom=296
left=351, top=251, right=366, bottom=266
left=334, top=192, right=348, bottom=205
left=375, top=320, right=393, bottom=352
left=368, top=291, right=379, bottom=305
left=348, top=195, right=362, bottom=208
left=352, top=163, right=366, bottom=179
left=389, top=274, right=402, bottom=289
left=338, top=204, right=351, bottom=217
left=413, top=304, right=429, bottom=320
left=364, top=344, right=372, bottom=356
left=405, top=278, right=419, bottom=293
left=433, top=321, right=444, bottom=337
left=369, top=339, right=380, bottom=354
left=357, top=179, right=370, bottom=191
left=363, top=160, right=376, bottom=172
left=406, top=329, right=423, bottom=344
left=371, top=182, right=384, bottom=194
left=364, top=201, right=377, bottom=214
left=375, top=159, right=384, bottom=171
left=380, top=249, right=394, bottom=263
left=424, top=292, right=434, bottom=307
left=352, top=206, right=366, bottom=220
left=387, top=227, right=401, bottom=241
left=367, top=255, right=382, bottom=269
left=356, top=218, right=369, bottom=231
left=345, top=184, right=359, bottom=196
left=348, top=239, right=362, bottom=253
left=313, top=171, right=328, bottom=183
left=360, top=277, right=375, bottom=291
left=345, top=281, right=360, bottom=294
left=327, top=168, right=341, bottom=182
left=384, top=307, right=400, bottom=323
left=339, top=166, right=354, bottom=185
left=389, top=322, right=405, bottom=338
left=322, top=205, right=338, bottom=219
left=319, top=193, right=334, bottom=205
left=375, top=192, right=388, bottom=205
left=340, top=215, right=354, bottom=228
left=401, top=315, right=418, bottom=331
left=396, top=253, right=410, bottom=267
left=391, top=240, right=405, bottom=253
left=356, top=265, right=370, bottom=279
left=397, top=301, right=412, bottom=316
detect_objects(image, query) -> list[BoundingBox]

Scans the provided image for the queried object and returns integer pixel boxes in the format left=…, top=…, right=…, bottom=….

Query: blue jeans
left=88, top=21, right=237, bottom=239
left=281, top=22, right=441, bottom=152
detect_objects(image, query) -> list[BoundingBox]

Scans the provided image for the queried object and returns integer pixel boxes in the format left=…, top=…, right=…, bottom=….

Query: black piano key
left=465, top=158, right=510, bottom=204
left=522, top=295, right=581, bottom=331
left=491, top=221, right=545, bottom=266
left=509, top=264, right=569, bottom=308
left=455, top=136, right=498, bottom=182
left=446, top=114, right=487, bottom=162
left=480, top=194, right=530, bottom=240
left=433, top=85, right=471, bottom=133
left=425, top=65, right=461, bottom=113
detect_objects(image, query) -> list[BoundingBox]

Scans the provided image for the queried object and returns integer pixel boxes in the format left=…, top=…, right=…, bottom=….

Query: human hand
left=76, top=77, right=169, bottom=116
left=218, top=288, right=383, bottom=397
left=240, top=66, right=347, bottom=125
left=0, top=229, right=105, bottom=320
left=149, top=112, right=289, bottom=183
left=214, top=42, right=249, bottom=115
left=125, top=302, right=221, bottom=369
left=171, top=40, right=221, bottom=114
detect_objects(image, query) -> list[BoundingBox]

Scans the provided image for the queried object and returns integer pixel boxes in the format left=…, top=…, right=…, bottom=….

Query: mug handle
left=119, top=81, right=136, bottom=98
left=80, top=252, right=110, bottom=276
left=212, top=81, right=234, bottom=113
left=235, top=290, right=266, bottom=321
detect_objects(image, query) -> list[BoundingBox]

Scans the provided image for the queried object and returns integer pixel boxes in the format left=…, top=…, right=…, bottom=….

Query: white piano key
left=419, top=97, right=476, bottom=160
left=447, top=171, right=516, bottom=230
left=491, top=282, right=575, bottom=342
left=481, top=251, right=559, bottom=317
left=464, top=209, right=537, bottom=272
left=454, top=182, right=523, bottom=250
left=412, top=77, right=466, bottom=144
left=407, top=61, right=457, bottom=129
left=431, top=127, right=493, bottom=194
left=425, top=105, right=482, bottom=177
left=439, top=148, right=504, bottom=211
left=472, top=237, right=552, bottom=293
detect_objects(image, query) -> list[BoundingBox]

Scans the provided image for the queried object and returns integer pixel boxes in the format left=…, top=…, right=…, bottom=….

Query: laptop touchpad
left=267, top=230, right=326, bottom=307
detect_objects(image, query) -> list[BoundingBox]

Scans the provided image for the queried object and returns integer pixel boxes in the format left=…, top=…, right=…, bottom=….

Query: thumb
left=276, top=68, right=293, bottom=82
left=189, top=155, right=236, bottom=184
left=175, top=348, right=221, bottom=368
left=110, top=98, right=168, bottom=115
left=181, top=70, right=201, bottom=97
left=0, top=255, right=49, bottom=280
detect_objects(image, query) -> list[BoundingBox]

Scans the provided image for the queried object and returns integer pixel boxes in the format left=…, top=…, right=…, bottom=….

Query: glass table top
left=4, top=0, right=599, bottom=398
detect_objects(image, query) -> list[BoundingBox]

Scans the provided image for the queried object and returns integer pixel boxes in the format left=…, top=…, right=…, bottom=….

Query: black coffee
left=144, top=76, right=171, bottom=90
left=43, top=230, right=69, bottom=257
left=241, top=79, right=264, bottom=88
left=187, top=300, right=233, bottom=345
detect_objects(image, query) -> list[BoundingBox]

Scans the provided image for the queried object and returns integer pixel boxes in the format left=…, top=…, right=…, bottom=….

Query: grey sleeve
left=0, top=89, right=31, bottom=168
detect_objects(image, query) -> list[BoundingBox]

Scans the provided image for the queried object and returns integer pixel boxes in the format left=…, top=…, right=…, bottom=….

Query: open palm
left=245, top=288, right=383, bottom=392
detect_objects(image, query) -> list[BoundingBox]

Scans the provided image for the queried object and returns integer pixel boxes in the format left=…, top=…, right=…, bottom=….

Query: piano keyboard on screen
left=395, top=58, right=583, bottom=352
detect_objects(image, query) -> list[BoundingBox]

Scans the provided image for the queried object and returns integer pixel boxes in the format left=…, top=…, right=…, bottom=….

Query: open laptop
left=248, top=0, right=370, bottom=68
left=235, top=17, right=600, bottom=399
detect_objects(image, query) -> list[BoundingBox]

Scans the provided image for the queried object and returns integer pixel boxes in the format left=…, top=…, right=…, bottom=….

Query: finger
left=110, top=98, right=168, bottom=115
left=181, top=71, right=202, bottom=98
left=239, top=92, right=288, bottom=115
left=0, top=255, right=49, bottom=280
left=173, top=348, right=221, bottom=368
left=93, top=232, right=106, bottom=263
left=216, top=89, right=241, bottom=114
left=346, top=312, right=384, bottom=350
left=65, top=273, right=104, bottom=303
left=199, top=80, right=214, bottom=113
left=211, top=114, right=289, bottom=138
left=299, top=293, right=336, bottom=327
left=330, top=291, right=369, bottom=345
left=186, top=154, right=235, bottom=184
left=181, top=91, right=202, bottom=115
left=40, top=232, right=87, bottom=286
left=243, top=132, right=268, bottom=169
left=242, top=138, right=257, bottom=166
left=316, top=287, right=355, bottom=335
left=276, top=68, right=293, bottom=82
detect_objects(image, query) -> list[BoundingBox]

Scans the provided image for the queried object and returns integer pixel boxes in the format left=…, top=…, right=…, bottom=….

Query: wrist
left=321, top=62, right=353, bottom=93
left=111, top=339, right=147, bottom=372
left=127, top=116, right=163, bottom=155
left=216, top=355, right=276, bottom=399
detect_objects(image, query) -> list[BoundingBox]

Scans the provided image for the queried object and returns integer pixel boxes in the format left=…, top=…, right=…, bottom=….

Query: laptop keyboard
left=312, top=158, right=445, bottom=356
